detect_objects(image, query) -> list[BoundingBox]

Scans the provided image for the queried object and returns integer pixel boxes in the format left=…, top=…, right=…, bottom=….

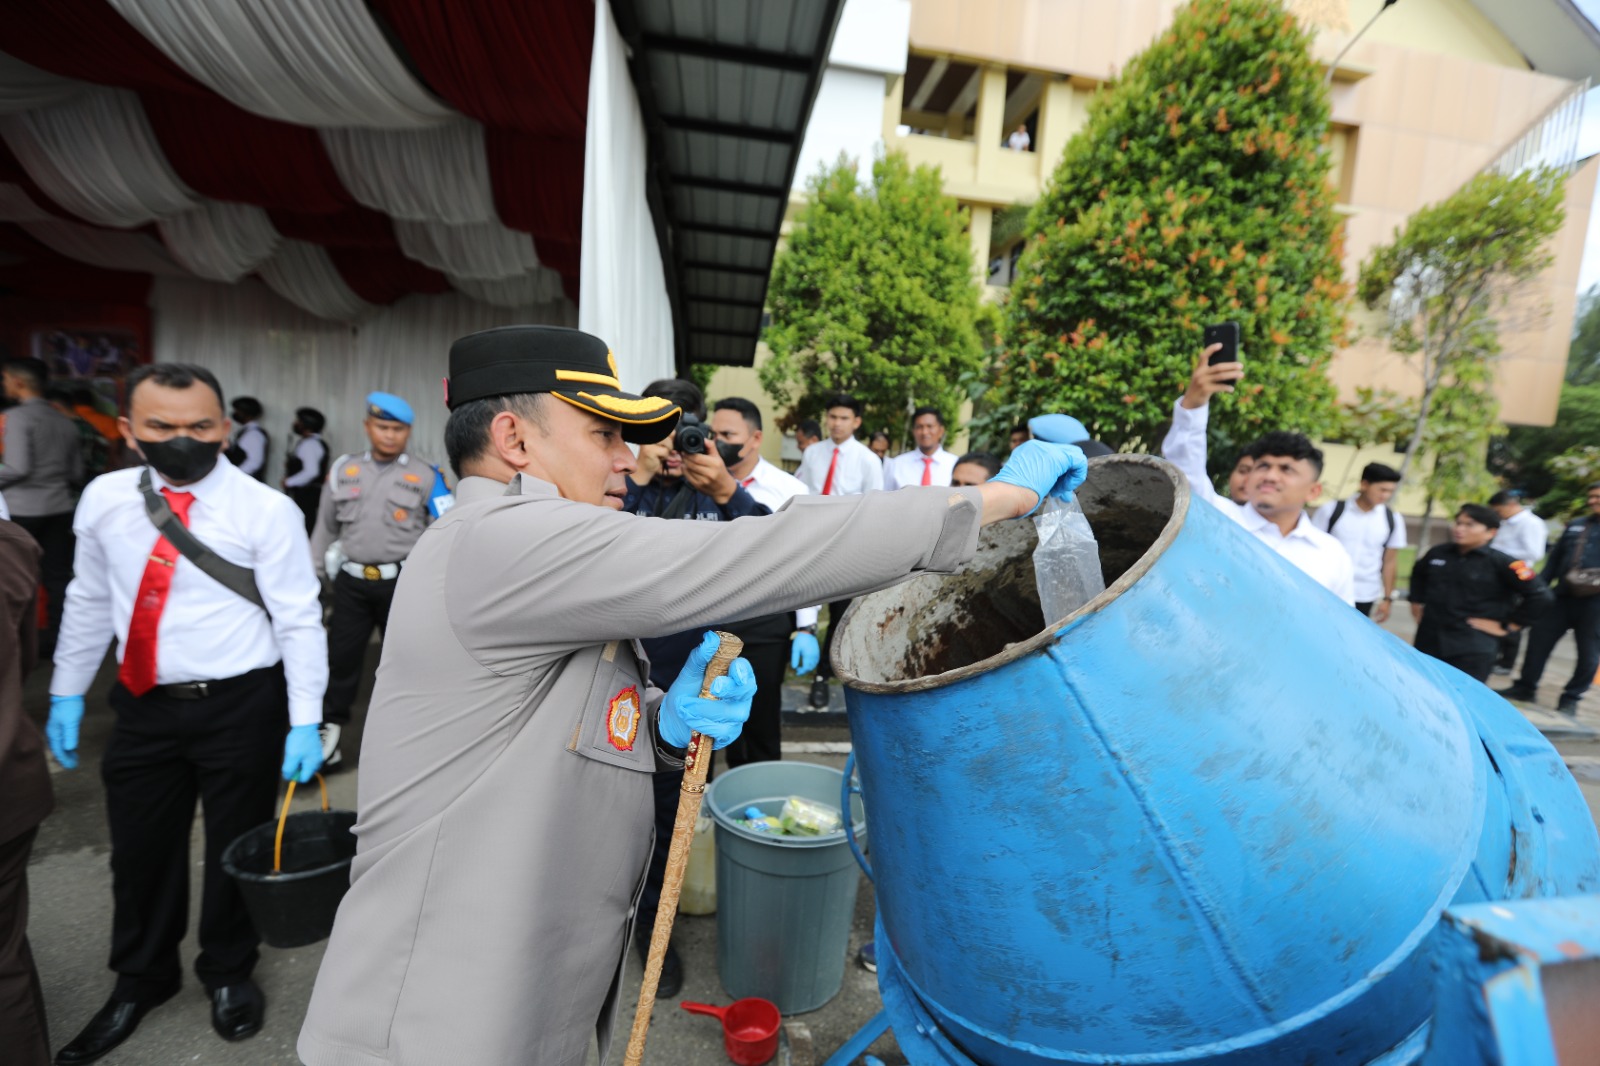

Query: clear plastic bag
left=1032, top=497, right=1106, bottom=624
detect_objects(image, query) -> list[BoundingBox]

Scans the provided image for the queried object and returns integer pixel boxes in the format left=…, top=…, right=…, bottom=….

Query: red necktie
left=119, top=488, right=195, bottom=696
left=921, top=456, right=934, bottom=486
left=821, top=447, right=840, bottom=496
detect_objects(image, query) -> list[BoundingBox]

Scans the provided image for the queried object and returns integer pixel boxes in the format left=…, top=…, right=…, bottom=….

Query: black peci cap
left=446, top=326, right=681, bottom=444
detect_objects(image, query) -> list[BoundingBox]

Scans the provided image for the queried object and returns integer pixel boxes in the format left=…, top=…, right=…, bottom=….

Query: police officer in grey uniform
left=308, top=392, right=449, bottom=769
left=296, top=325, right=1087, bottom=1066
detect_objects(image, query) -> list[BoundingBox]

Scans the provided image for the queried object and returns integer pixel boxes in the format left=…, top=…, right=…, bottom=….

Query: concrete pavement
left=20, top=606, right=1600, bottom=1066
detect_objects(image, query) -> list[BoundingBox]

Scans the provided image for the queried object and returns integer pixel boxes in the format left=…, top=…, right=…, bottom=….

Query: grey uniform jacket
left=298, top=473, right=984, bottom=1066
left=0, top=398, right=82, bottom=517
left=308, top=452, right=438, bottom=567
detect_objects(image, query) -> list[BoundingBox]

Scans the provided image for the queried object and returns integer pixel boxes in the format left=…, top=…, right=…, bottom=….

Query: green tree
left=760, top=152, right=983, bottom=435
left=996, top=0, right=1347, bottom=461
left=1497, top=383, right=1600, bottom=502
left=1357, top=167, right=1566, bottom=511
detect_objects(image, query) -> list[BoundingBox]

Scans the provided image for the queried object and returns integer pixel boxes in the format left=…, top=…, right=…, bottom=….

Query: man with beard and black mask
left=45, top=363, right=327, bottom=1063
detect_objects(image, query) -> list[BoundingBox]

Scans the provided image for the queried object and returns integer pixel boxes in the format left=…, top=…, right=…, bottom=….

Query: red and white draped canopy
left=0, top=0, right=592, bottom=320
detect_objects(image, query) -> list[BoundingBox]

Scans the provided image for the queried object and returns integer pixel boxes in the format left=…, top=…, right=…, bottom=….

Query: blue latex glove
left=1028, top=414, right=1089, bottom=445
left=282, top=724, right=325, bottom=783
left=993, top=441, right=1090, bottom=517
left=790, top=632, right=821, bottom=675
left=46, top=694, right=84, bottom=770
left=659, top=631, right=758, bottom=750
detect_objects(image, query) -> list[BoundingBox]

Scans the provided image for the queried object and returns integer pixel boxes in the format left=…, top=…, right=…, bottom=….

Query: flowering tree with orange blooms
left=986, top=0, right=1347, bottom=463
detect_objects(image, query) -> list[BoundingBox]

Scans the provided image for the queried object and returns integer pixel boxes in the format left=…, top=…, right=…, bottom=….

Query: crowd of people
left=0, top=328, right=1596, bottom=1064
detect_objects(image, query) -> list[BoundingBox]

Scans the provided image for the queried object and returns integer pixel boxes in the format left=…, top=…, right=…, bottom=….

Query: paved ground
left=20, top=606, right=1600, bottom=1066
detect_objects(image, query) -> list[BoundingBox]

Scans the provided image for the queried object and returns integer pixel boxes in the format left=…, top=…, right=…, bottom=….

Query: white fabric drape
left=320, top=121, right=496, bottom=223
left=0, top=88, right=198, bottom=227
left=450, top=271, right=566, bottom=308
left=151, top=276, right=577, bottom=470
left=256, top=239, right=374, bottom=323
left=0, top=183, right=57, bottom=223
left=0, top=51, right=87, bottom=113
left=159, top=200, right=280, bottom=282
left=580, top=2, right=675, bottom=387
left=21, top=218, right=188, bottom=276
left=394, top=219, right=542, bottom=279
left=106, top=0, right=454, bottom=129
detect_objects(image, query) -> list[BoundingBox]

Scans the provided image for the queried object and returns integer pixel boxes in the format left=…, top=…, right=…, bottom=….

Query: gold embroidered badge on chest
left=607, top=686, right=642, bottom=751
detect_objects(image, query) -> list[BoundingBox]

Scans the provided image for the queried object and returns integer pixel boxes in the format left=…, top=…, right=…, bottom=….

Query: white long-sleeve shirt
left=51, top=457, right=328, bottom=725
left=1160, top=399, right=1355, bottom=605
left=1492, top=507, right=1548, bottom=565
left=883, top=447, right=957, bottom=490
left=739, top=457, right=819, bottom=628
left=283, top=434, right=329, bottom=488
left=233, top=421, right=267, bottom=478
left=795, top=436, right=883, bottom=497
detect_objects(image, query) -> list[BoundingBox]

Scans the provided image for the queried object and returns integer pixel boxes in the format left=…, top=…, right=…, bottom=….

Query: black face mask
left=137, top=435, right=222, bottom=484
left=715, top=440, right=745, bottom=468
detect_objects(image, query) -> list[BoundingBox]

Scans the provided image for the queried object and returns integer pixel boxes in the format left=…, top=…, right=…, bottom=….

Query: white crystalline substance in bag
left=1032, top=497, right=1106, bottom=625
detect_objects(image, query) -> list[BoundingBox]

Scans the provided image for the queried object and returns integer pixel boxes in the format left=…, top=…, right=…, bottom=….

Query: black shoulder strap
left=138, top=468, right=270, bottom=616
left=1384, top=504, right=1396, bottom=541
left=1327, top=499, right=1346, bottom=532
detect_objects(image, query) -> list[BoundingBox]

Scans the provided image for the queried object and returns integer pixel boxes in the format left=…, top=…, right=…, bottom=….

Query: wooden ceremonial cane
left=623, top=631, right=744, bottom=1066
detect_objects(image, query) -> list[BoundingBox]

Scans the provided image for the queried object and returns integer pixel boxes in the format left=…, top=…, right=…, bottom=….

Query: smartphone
left=1204, top=321, right=1241, bottom=366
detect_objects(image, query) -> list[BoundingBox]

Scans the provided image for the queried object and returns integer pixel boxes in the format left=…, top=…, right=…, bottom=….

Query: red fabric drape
left=0, top=0, right=202, bottom=95
left=268, top=206, right=398, bottom=250
left=329, top=248, right=451, bottom=305
left=142, top=93, right=350, bottom=214
left=0, top=225, right=153, bottom=303
left=486, top=131, right=583, bottom=281
left=368, top=0, right=591, bottom=138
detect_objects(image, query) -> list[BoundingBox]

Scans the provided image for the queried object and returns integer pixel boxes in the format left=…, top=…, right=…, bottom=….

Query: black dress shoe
left=809, top=676, right=830, bottom=709
left=55, top=986, right=177, bottom=1065
left=635, top=937, right=684, bottom=999
left=210, top=980, right=265, bottom=1042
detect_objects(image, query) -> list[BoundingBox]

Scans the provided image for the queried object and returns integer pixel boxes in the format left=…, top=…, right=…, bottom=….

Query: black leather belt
left=158, top=681, right=214, bottom=700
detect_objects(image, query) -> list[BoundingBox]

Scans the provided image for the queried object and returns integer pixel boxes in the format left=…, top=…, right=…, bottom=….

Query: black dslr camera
left=673, top=413, right=744, bottom=467
left=673, top=413, right=710, bottom=455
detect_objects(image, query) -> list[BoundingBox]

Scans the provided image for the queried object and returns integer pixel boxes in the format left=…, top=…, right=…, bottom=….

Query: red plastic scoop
left=680, top=998, right=781, bottom=1065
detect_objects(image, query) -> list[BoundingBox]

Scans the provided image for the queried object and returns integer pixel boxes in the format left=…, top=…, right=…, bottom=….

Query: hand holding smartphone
left=1203, top=321, right=1241, bottom=366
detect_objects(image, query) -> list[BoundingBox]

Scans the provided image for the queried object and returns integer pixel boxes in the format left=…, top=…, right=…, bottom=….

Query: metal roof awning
left=610, top=0, right=848, bottom=371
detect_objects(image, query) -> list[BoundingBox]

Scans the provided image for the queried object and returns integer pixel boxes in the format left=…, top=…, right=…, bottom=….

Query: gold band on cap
left=576, top=391, right=676, bottom=416
left=555, top=369, right=622, bottom=389
left=549, top=391, right=681, bottom=425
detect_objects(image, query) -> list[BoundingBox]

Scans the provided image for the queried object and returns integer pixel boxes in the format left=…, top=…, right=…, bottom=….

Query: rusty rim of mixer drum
left=835, top=453, right=1190, bottom=695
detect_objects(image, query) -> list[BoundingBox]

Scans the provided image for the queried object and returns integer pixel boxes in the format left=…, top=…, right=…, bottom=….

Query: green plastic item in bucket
left=707, top=761, right=867, bottom=1014
left=222, top=775, right=357, bottom=949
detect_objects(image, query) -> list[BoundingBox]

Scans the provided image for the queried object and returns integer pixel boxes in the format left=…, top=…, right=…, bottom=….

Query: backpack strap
left=1327, top=498, right=1346, bottom=533
left=138, top=468, right=270, bottom=616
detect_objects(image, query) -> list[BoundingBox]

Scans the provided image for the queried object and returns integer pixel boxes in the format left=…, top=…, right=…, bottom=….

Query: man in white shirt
left=281, top=406, right=330, bottom=533
left=45, top=364, right=327, bottom=1063
left=710, top=397, right=821, bottom=763
left=793, top=393, right=884, bottom=705
left=1490, top=489, right=1550, bottom=674
left=1159, top=352, right=1355, bottom=605
left=1311, top=462, right=1407, bottom=620
left=225, top=396, right=269, bottom=482
left=1008, top=124, right=1031, bottom=151
left=884, top=406, right=958, bottom=490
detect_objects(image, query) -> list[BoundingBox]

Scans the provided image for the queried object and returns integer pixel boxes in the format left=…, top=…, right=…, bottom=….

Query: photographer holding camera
left=620, top=377, right=769, bottom=996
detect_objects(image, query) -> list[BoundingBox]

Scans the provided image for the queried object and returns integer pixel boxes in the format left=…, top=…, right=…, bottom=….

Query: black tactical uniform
left=1411, top=544, right=1553, bottom=682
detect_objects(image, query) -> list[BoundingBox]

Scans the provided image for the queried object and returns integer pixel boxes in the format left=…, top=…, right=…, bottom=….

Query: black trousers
left=1497, top=628, right=1525, bottom=671
left=817, top=598, right=852, bottom=680
left=288, top=485, right=321, bottom=536
left=1436, top=651, right=1497, bottom=683
left=323, top=571, right=397, bottom=726
left=12, top=512, right=73, bottom=657
left=1518, top=595, right=1600, bottom=702
left=0, top=827, right=48, bottom=1066
left=1355, top=601, right=1374, bottom=617
left=101, top=666, right=286, bottom=1002
left=723, top=640, right=788, bottom=769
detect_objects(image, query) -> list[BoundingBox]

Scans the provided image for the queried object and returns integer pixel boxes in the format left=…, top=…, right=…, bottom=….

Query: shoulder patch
left=606, top=686, right=642, bottom=751
left=1510, top=559, right=1535, bottom=582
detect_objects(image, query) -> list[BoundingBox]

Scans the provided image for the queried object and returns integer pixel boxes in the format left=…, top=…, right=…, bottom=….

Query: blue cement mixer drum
left=832, top=455, right=1600, bottom=1066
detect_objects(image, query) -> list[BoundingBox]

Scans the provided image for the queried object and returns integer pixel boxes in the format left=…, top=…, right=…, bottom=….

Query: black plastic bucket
left=222, top=778, right=357, bottom=949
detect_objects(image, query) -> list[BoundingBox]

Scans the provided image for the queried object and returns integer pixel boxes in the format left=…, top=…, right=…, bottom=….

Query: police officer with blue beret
left=308, top=391, right=451, bottom=767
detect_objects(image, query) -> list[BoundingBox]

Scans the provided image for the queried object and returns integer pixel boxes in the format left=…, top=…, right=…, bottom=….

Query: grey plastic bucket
left=707, top=761, right=867, bottom=1014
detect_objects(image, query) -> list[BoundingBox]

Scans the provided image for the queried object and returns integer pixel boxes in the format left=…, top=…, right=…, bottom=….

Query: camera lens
left=674, top=415, right=706, bottom=454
